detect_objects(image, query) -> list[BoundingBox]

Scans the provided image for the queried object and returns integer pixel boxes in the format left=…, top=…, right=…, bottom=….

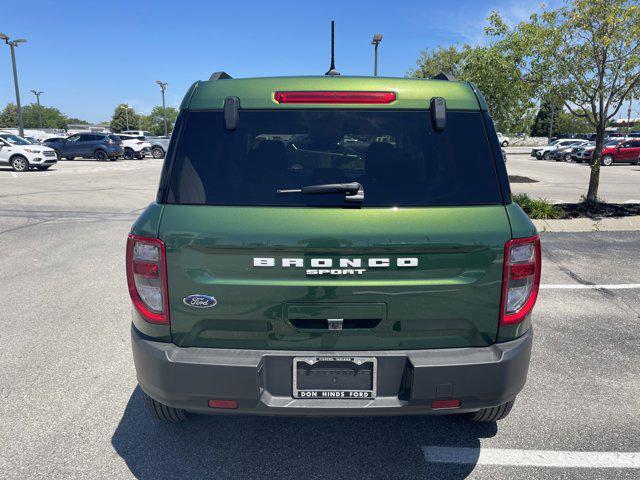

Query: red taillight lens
left=274, top=91, right=396, bottom=104
left=500, top=235, right=541, bottom=325
left=126, top=234, right=169, bottom=325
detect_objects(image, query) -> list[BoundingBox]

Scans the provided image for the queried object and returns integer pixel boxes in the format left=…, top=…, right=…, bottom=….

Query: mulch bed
left=558, top=202, right=640, bottom=219
left=508, top=175, right=539, bottom=183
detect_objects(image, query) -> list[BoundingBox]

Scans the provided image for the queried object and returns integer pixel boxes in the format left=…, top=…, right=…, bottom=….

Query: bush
left=512, top=193, right=564, bottom=219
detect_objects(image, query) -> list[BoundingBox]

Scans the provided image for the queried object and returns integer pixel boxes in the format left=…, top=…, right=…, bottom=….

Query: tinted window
left=167, top=110, right=502, bottom=207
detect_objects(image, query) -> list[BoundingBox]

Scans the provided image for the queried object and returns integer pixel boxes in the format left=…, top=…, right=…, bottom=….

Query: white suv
left=0, top=133, right=58, bottom=171
left=497, top=132, right=510, bottom=147
left=116, top=134, right=152, bottom=159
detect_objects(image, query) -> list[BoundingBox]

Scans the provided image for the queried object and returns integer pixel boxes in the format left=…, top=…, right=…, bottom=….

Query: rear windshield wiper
left=277, top=182, right=364, bottom=203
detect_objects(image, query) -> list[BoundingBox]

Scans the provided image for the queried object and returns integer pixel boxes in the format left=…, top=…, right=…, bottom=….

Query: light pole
left=156, top=81, right=168, bottom=136
left=119, top=105, right=131, bottom=130
left=0, top=33, right=27, bottom=136
left=371, top=34, right=382, bottom=77
left=31, top=90, right=44, bottom=129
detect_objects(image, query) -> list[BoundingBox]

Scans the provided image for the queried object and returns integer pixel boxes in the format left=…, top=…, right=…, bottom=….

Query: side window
left=67, top=135, right=81, bottom=143
left=79, top=134, right=92, bottom=142
left=620, top=141, right=632, bottom=148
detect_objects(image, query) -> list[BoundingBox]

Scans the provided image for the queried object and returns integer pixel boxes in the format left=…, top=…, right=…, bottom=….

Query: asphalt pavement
left=0, top=159, right=638, bottom=479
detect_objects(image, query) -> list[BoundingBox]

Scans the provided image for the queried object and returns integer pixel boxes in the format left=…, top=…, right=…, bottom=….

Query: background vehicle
left=573, top=139, right=628, bottom=163
left=600, top=139, right=640, bottom=165
left=497, top=132, right=510, bottom=147
left=531, top=139, right=582, bottom=160
left=116, top=134, right=152, bottom=159
left=0, top=133, right=57, bottom=171
left=44, top=133, right=123, bottom=161
left=129, top=75, right=539, bottom=423
left=122, top=130, right=153, bottom=137
left=147, top=136, right=170, bottom=158
left=550, top=140, right=589, bottom=161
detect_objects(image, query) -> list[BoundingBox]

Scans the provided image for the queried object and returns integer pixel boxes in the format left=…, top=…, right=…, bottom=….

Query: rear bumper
left=132, top=326, right=532, bottom=417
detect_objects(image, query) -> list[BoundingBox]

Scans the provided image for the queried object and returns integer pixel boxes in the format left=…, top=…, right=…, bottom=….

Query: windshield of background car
left=166, top=110, right=502, bottom=207
left=108, top=135, right=122, bottom=143
left=0, top=134, right=31, bottom=146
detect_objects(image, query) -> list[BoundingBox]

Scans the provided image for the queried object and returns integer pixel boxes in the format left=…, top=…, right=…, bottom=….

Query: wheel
left=564, top=153, right=572, bottom=162
left=501, top=140, right=509, bottom=147
left=53, top=149, right=61, bottom=160
left=543, top=151, right=550, bottom=160
left=601, top=155, right=614, bottom=166
left=124, top=147, right=135, bottom=160
left=10, top=155, right=30, bottom=172
left=151, top=146, right=165, bottom=159
left=36, top=166, right=51, bottom=171
left=142, top=391, right=189, bottom=422
left=94, top=150, right=108, bottom=161
left=65, top=156, right=75, bottom=161
left=468, top=400, right=515, bottom=422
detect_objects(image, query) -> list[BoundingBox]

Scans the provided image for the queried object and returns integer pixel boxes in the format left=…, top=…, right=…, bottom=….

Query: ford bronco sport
left=127, top=73, right=540, bottom=423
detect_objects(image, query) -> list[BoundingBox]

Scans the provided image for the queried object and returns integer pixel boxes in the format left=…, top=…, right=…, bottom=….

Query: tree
left=490, top=0, right=640, bottom=202
left=531, top=98, right=593, bottom=137
left=409, top=44, right=537, bottom=134
left=110, top=104, right=141, bottom=132
left=67, top=117, right=89, bottom=125
left=142, top=106, right=179, bottom=136
left=22, top=105, right=69, bottom=129
left=0, top=103, right=19, bottom=128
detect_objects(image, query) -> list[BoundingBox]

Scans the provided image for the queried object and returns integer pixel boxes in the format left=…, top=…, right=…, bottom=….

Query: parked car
left=116, top=134, right=152, bottom=159
left=122, top=130, right=153, bottom=137
left=497, top=132, right=510, bottom=147
left=600, top=139, right=640, bottom=165
left=24, top=136, right=40, bottom=144
left=531, top=139, right=583, bottom=160
left=0, top=133, right=57, bottom=171
left=549, top=140, right=589, bottom=161
left=573, top=139, right=632, bottom=163
left=128, top=74, right=539, bottom=423
left=146, top=136, right=170, bottom=159
left=43, top=133, right=123, bottom=161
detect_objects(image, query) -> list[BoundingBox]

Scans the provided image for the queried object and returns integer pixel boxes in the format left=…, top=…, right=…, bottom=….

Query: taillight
left=126, top=234, right=169, bottom=325
left=274, top=91, right=396, bottom=104
left=500, top=235, right=541, bottom=325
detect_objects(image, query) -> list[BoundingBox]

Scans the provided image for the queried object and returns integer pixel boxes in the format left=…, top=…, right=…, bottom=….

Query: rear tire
left=94, top=149, right=107, bottom=161
left=124, top=147, right=135, bottom=160
left=543, top=151, right=550, bottom=160
left=142, top=391, right=189, bottom=422
left=501, top=140, right=509, bottom=147
left=564, top=153, right=572, bottom=162
left=151, top=146, right=165, bottom=159
left=468, top=400, right=515, bottom=422
left=601, top=155, right=614, bottom=166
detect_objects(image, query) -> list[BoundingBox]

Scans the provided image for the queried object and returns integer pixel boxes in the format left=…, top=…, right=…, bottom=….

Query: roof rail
left=209, top=71, right=233, bottom=81
left=431, top=72, right=457, bottom=81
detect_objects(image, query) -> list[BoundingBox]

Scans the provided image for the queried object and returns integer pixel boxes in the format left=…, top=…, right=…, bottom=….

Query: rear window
left=166, top=110, right=502, bottom=207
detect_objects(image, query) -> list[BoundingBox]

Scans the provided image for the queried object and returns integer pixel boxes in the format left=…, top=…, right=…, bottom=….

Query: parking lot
left=0, top=158, right=639, bottom=479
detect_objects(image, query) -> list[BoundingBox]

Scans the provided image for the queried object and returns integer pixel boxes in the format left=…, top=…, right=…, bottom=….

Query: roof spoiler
left=431, top=72, right=457, bottom=81
left=209, top=71, right=233, bottom=81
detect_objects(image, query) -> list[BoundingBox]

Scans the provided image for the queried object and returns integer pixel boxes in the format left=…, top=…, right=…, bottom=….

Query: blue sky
left=3, top=0, right=616, bottom=123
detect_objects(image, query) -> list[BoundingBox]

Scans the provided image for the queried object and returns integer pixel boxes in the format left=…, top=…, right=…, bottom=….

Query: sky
left=2, top=0, right=634, bottom=124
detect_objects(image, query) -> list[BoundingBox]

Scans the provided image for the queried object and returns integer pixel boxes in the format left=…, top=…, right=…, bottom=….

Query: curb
left=533, top=215, right=640, bottom=232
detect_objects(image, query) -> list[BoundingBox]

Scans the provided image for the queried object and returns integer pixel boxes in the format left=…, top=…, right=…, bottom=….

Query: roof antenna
left=325, top=19, right=340, bottom=76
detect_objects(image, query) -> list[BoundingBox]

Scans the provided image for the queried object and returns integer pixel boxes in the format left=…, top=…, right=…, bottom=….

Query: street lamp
left=371, top=34, right=382, bottom=77
left=0, top=33, right=27, bottom=136
left=30, top=90, right=44, bottom=129
left=119, top=105, right=132, bottom=130
left=156, top=80, right=168, bottom=137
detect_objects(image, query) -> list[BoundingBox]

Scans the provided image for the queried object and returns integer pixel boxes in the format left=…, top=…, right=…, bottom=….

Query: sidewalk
left=533, top=215, right=640, bottom=232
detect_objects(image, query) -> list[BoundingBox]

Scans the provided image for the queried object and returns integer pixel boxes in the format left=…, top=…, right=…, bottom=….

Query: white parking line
left=422, top=447, right=640, bottom=469
left=540, top=283, right=640, bottom=290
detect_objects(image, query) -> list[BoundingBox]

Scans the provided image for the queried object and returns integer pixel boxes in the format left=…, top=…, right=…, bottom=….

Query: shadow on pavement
left=112, top=387, right=496, bottom=479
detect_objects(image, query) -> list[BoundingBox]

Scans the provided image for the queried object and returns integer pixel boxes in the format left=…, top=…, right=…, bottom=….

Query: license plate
left=292, top=356, right=377, bottom=399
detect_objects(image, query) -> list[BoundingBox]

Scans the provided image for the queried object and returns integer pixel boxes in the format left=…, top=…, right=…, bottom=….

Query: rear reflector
left=208, top=399, right=238, bottom=409
left=431, top=399, right=461, bottom=409
left=274, top=91, right=396, bottom=104
left=126, top=234, right=169, bottom=325
left=500, top=235, right=541, bottom=325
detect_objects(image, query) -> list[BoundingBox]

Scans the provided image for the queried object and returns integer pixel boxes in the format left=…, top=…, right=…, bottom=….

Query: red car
left=600, top=139, right=640, bottom=165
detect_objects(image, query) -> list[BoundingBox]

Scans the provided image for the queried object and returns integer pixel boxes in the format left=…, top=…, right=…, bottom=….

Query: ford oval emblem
left=183, top=294, right=217, bottom=308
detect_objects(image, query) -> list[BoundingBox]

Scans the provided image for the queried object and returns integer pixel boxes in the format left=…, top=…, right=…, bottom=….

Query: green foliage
left=409, top=44, right=537, bottom=134
left=67, top=117, right=89, bottom=125
left=489, top=0, right=640, bottom=201
left=512, top=193, right=564, bottom=219
left=143, top=106, right=179, bottom=136
left=110, top=104, right=141, bottom=133
left=530, top=98, right=593, bottom=137
left=0, top=103, right=18, bottom=128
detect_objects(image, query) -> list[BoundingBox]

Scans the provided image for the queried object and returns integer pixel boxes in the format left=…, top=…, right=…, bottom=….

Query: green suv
left=127, top=73, right=540, bottom=422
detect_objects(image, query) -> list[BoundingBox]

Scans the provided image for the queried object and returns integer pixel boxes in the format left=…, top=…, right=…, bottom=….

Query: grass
left=512, top=193, right=565, bottom=219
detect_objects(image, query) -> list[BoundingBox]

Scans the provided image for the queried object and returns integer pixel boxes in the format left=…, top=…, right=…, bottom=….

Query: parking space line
left=540, top=283, right=640, bottom=290
left=422, top=446, right=640, bottom=469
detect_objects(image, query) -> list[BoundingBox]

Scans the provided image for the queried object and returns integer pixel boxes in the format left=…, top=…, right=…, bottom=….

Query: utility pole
left=0, top=33, right=27, bottom=136
left=156, top=81, right=168, bottom=136
left=119, top=105, right=130, bottom=130
left=371, top=34, right=382, bottom=77
left=31, top=90, right=44, bottom=129
left=626, top=99, right=633, bottom=135
left=548, top=101, right=556, bottom=143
